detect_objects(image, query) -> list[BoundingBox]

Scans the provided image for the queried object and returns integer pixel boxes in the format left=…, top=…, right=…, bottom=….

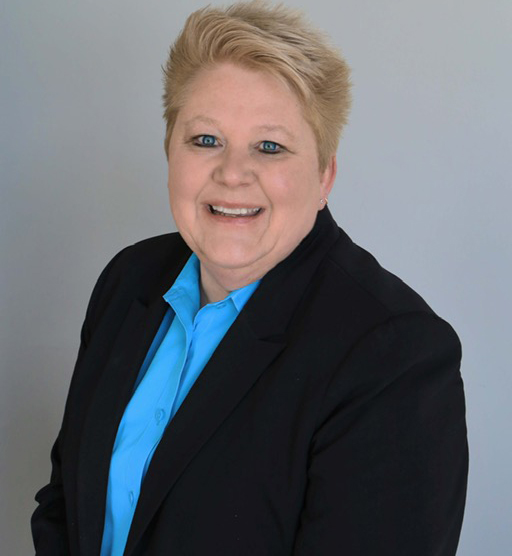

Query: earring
left=320, top=198, right=328, bottom=206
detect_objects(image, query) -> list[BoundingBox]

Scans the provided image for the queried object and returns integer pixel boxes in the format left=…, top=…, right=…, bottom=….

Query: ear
left=319, top=154, right=337, bottom=199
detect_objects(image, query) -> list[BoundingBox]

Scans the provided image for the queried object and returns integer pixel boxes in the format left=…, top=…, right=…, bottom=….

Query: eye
left=193, top=134, right=218, bottom=147
left=259, top=140, right=282, bottom=154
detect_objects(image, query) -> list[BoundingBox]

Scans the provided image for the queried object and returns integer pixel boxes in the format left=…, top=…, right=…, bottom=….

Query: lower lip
left=205, top=206, right=264, bottom=224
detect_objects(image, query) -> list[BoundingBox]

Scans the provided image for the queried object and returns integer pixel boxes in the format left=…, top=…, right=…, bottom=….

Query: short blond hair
left=162, top=1, right=352, bottom=170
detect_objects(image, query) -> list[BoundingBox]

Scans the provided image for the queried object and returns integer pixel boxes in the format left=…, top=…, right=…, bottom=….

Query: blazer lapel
left=76, top=242, right=192, bottom=556
left=124, top=208, right=342, bottom=556
left=125, top=314, right=286, bottom=555
left=76, top=296, right=167, bottom=556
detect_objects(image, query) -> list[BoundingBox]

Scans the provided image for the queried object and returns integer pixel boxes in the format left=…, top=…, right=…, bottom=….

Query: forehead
left=175, top=62, right=310, bottom=133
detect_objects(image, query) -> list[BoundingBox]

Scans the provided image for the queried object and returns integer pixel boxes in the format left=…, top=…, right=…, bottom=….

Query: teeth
left=210, top=205, right=261, bottom=216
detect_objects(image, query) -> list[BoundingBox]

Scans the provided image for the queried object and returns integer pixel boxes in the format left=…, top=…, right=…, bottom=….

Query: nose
left=212, top=147, right=255, bottom=187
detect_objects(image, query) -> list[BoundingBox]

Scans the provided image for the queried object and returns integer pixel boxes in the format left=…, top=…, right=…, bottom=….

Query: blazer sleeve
left=292, top=312, right=468, bottom=556
left=31, top=248, right=129, bottom=555
left=31, top=431, right=70, bottom=555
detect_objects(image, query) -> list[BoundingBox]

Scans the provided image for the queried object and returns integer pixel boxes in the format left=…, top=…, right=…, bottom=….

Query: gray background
left=1, top=0, right=510, bottom=553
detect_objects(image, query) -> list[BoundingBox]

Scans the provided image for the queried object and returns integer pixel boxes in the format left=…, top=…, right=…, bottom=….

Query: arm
left=31, top=432, right=71, bottom=555
left=293, top=312, right=468, bottom=556
left=31, top=248, right=129, bottom=555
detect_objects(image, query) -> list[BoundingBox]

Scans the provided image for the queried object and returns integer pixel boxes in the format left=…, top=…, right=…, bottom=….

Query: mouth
left=208, top=204, right=263, bottom=218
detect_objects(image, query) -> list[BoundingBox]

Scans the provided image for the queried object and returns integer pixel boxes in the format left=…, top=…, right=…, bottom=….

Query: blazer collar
left=245, top=206, right=341, bottom=339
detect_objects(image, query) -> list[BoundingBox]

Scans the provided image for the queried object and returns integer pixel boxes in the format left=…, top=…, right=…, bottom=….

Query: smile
left=209, top=205, right=263, bottom=217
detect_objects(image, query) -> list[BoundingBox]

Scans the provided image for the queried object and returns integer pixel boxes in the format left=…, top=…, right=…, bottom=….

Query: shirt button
left=129, top=491, right=135, bottom=505
left=155, top=408, right=165, bottom=424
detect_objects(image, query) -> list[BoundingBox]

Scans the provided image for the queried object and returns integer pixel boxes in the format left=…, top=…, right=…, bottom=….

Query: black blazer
left=32, top=208, right=468, bottom=555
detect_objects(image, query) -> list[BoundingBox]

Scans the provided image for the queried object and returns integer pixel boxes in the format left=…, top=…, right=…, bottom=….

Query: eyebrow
left=182, top=116, right=220, bottom=131
left=255, top=125, right=295, bottom=140
left=183, top=117, right=295, bottom=140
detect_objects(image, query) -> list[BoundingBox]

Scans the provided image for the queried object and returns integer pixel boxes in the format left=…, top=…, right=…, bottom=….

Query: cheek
left=167, top=177, right=192, bottom=233
left=168, top=151, right=211, bottom=200
left=168, top=163, right=193, bottom=205
left=268, top=166, right=320, bottom=209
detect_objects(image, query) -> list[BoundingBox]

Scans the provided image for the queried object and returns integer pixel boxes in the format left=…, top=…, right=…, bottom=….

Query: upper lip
left=206, top=201, right=263, bottom=209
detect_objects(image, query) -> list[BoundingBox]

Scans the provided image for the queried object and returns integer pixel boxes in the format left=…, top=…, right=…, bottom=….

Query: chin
left=201, top=245, right=268, bottom=273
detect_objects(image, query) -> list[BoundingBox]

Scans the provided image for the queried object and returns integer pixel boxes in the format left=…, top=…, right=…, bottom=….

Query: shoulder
left=323, top=227, right=434, bottom=318
left=304, top=225, right=461, bottom=374
left=94, top=231, right=190, bottom=291
left=104, top=232, right=189, bottom=278
left=313, top=226, right=462, bottom=399
left=81, top=232, right=190, bottom=337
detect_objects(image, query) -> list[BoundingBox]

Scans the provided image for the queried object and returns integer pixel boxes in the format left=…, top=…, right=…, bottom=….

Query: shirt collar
left=163, top=253, right=260, bottom=317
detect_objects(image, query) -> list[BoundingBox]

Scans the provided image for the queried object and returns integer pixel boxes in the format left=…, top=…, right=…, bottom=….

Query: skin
left=167, top=62, right=337, bottom=305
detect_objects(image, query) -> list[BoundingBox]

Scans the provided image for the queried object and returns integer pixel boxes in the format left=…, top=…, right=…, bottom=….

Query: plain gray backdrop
left=1, top=1, right=511, bottom=554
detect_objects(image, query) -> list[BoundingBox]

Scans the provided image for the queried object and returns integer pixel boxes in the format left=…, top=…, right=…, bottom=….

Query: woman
left=32, top=2, right=468, bottom=555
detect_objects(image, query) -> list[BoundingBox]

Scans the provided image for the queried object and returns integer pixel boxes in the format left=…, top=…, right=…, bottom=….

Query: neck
left=198, top=262, right=263, bottom=306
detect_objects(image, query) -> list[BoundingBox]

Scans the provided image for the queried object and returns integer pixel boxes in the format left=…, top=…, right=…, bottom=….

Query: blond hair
left=162, top=1, right=352, bottom=170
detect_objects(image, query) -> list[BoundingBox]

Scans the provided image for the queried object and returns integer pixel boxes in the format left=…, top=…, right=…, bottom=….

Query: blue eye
left=260, top=141, right=281, bottom=153
left=195, top=135, right=217, bottom=147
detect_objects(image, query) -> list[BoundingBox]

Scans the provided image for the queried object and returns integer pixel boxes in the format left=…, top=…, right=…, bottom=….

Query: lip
left=203, top=203, right=265, bottom=223
left=205, top=201, right=264, bottom=210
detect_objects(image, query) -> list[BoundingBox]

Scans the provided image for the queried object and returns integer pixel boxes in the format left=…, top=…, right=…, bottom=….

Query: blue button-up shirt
left=100, top=254, right=260, bottom=556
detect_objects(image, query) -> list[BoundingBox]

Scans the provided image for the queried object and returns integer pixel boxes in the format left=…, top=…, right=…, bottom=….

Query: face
left=167, top=62, right=336, bottom=292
